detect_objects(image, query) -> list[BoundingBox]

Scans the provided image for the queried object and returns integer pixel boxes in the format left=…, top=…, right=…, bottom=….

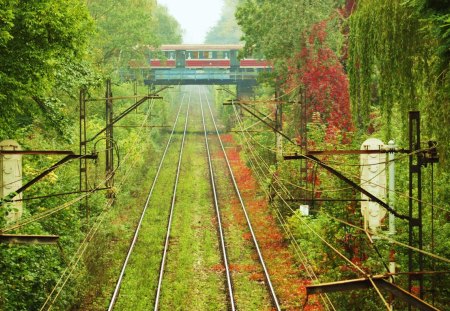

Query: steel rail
left=107, top=96, right=186, bottom=311
left=199, top=88, right=236, bottom=311
left=202, top=88, right=282, bottom=311
left=154, top=94, right=190, bottom=310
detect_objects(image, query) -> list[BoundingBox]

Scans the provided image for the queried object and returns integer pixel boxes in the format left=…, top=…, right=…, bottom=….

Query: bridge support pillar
left=236, top=81, right=256, bottom=100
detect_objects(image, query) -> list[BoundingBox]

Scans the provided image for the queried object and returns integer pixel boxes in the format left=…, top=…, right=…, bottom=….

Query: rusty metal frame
left=0, top=150, right=75, bottom=155
left=85, top=86, right=167, bottom=144
left=306, top=277, right=440, bottom=311
left=11, top=154, right=98, bottom=197
left=301, top=155, right=412, bottom=221
left=0, top=234, right=59, bottom=245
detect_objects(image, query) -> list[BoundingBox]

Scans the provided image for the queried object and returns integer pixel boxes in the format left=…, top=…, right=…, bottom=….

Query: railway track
left=200, top=87, right=281, bottom=311
left=199, top=88, right=236, bottom=311
left=107, top=92, right=188, bottom=311
left=153, top=93, right=190, bottom=309
left=107, top=86, right=281, bottom=310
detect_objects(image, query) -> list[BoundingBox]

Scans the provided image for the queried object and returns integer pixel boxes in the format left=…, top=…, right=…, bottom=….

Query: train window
left=203, top=51, right=209, bottom=59
left=216, top=51, right=224, bottom=59
left=224, top=52, right=229, bottom=59
left=208, top=51, right=213, bottom=59
left=192, top=51, right=199, bottom=59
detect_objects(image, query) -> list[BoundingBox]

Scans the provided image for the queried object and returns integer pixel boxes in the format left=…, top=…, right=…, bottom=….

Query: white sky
left=157, top=0, right=224, bottom=44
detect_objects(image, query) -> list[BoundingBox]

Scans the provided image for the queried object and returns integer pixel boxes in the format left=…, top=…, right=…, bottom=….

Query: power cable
left=40, top=91, right=172, bottom=310
left=2, top=96, right=158, bottom=232
left=230, top=106, right=392, bottom=308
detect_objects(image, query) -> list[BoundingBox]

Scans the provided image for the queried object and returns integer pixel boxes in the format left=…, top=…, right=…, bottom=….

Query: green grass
left=158, top=102, right=226, bottom=310
left=79, top=87, right=275, bottom=310
left=113, top=110, right=187, bottom=310
left=204, top=99, right=273, bottom=310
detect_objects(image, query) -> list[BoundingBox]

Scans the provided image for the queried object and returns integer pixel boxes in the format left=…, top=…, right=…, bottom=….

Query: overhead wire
left=232, top=104, right=398, bottom=196
left=231, top=103, right=338, bottom=309
left=41, top=91, right=173, bottom=310
left=230, top=104, right=392, bottom=309
left=232, top=106, right=295, bottom=199
left=234, top=135, right=336, bottom=308
left=231, top=93, right=444, bottom=212
left=244, top=150, right=391, bottom=308
left=232, top=105, right=450, bottom=308
left=204, top=88, right=282, bottom=310
left=2, top=95, right=158, bottom=232
left=233, top=101, right=450, bottom=263
left=323, top=213, right=450, bottom=265
left=42, top=134, right=149, bottom=311
left=338, top=163, right=450, bottom=213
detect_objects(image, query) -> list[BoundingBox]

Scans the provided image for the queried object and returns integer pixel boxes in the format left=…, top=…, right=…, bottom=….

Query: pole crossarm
left=7, top=154, right=98, bottom=198
left=0, top=150, right=75, bottom=155
left=284, top=148, right=410, bottom=157
left=225, top=99, right=296, bottom=145
left=0, top=234, right=59, bottom=245
left=288, top=155, right=412, bottom=222
left=306, top=277, right=440, bottom=311
left=86, top=92, right=164, bottom=144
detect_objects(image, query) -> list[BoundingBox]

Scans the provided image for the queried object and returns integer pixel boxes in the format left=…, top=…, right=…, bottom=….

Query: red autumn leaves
left=284, top=21, right=353, bottom=144
left=220, top=134, right=322, bottom=310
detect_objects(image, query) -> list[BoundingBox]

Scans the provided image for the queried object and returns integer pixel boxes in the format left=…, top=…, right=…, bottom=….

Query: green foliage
left=0, top=0, right=181, bottom=309
left=236, top=0, right=339, bottom=60
left=205, top=0, right=242, bottom=44
left=0, top=0, right=16, bottom=48
left=348, top=0, right=449, bottom=164
left=0, top=0, right=93, bottom=98
left=87, top=0, right=182, bottom=75
left=0, top=0, right=96, bottom=139
left=87, top=0, right=157, bottom=70
left=153, top=5, right=183, bottom=44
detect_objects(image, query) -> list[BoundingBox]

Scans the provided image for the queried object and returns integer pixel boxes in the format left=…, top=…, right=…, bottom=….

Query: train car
left=147, top=44, right=271, bottom=71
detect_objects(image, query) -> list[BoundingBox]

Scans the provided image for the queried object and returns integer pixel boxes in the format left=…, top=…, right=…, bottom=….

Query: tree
left=205, top=0, right=242, bottom=44
left=348, top=0, right=449, bottom=164
left=153, top=5, right=183, bottom=44
left=285, top=21, right=353, bottom=144
left=87, top=0, right=157, bottom=70
left=87, top=0, right=182, bottom=72
left=236, top=0, right=339, bottom=60
left=0, top=0, right=94, bottom=139
left=0, top=0, right=16, bottom=48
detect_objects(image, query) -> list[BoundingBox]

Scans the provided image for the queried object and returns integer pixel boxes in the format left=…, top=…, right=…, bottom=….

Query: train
left=146, top=44, right=271, bottom=71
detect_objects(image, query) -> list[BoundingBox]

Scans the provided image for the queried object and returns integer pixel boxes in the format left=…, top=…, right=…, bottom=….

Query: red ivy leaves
left=285, top=20, right=354, bottom=144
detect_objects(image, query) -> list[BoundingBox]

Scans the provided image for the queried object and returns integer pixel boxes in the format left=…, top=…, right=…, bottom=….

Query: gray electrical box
left=0, top=139, right=23, bottom=222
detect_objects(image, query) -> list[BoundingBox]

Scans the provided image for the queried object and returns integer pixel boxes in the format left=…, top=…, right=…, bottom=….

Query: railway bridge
left=127, top=44, right=271, bottom=98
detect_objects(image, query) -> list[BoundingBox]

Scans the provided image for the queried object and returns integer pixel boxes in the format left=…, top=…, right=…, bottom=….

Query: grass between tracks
left=204, top=106, right=273, bottom=309
left=219, top=133, right=322, bottom=310
left=76, top=128, right=173, bottom=310
left=157, top=102, right=226, bottom=310
left=209, top=138, right=273, bottom=311
left=79, top=87, right=319, bottom=310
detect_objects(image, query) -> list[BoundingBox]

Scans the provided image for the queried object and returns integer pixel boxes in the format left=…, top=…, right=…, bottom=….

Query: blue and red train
left=147, top=44, right=271, bottom=71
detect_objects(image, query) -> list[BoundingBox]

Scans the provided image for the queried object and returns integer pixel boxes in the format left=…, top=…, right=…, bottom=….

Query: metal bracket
left=306, top=277, right=440, bottom=311
left=0, top=234, right=59, bottom=245
left=7, top=153, right=98, bottom=198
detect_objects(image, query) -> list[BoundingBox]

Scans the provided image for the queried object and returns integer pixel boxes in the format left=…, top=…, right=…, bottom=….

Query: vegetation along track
left=108, top=85, right=289, bottom=310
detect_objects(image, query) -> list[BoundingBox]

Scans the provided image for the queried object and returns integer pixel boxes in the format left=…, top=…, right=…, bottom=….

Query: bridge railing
left=152, top=70, right=260, bottom=82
